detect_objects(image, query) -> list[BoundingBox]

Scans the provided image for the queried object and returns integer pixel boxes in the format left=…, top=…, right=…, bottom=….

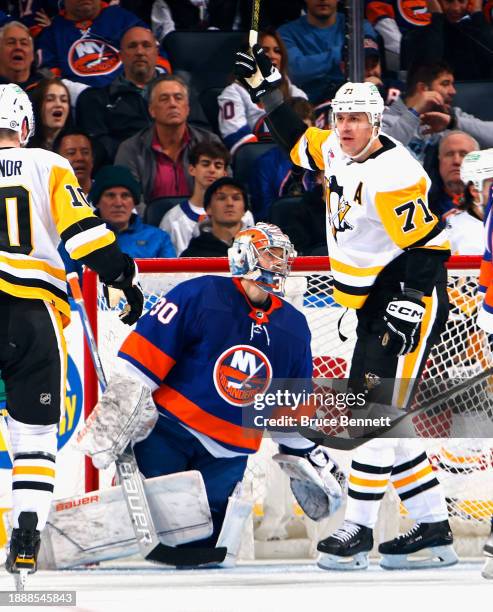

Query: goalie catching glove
left=101, top=254, right=144, bottom=326
left=234, top=44, right=282, bottom=102
left=273, top=446, right=344, bottom=521
left=76, top=374, right=158, bottom=469
left=380, top=291, right=426, bottom=356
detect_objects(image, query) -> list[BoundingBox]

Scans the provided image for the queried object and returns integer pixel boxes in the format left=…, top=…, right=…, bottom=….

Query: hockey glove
left=273, top=445, right=345, bottom=521
left=101, top=254, right=144, bottom=325
left=381, top=292, right=426, bottom=356
left=234, top=44, right=282, bottom=103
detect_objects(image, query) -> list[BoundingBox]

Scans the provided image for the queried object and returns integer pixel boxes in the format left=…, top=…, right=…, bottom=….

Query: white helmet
left=228, top=222, right=296, bottom=296
left=331, top=81, right=384, bottom=160
left=460, top=148, right=493, bottom=198
left=0, top=84, right=35, bottom=145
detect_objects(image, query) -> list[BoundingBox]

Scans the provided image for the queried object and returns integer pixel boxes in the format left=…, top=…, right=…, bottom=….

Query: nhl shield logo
left=213, top=345, right=272, bottom=406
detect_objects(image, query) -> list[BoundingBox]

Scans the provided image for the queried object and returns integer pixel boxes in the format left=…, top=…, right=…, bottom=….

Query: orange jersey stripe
left=120, top=332, right=176, bottom=381
left=154, top=385, right=262, bottom=451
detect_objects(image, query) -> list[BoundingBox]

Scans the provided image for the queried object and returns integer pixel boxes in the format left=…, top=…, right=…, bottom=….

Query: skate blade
left=482, top=557, right=493, bottom=580
left=380, top=545, right=459, bottom=570
left=317, top=552, right=369, bottom=571
left=14, top=570, right=29, bottom=592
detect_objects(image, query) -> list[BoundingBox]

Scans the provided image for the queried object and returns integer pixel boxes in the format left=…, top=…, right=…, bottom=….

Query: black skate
left=6, top=512, right=41, bottom=590
left=482, top=518, right=493, bottom=579
left=378, top=519, right=458, bottom=570
left=317, top=521, right=373, bottom=570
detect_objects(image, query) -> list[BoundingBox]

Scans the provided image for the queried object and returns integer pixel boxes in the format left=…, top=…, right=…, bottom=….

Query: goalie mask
left=228, top=223, right=296, bottom=297
left=460, top=148, right=493, bottom=207
left=331, top=81, right=384, bottom=160
left=0, top=83, right=35, bottom=146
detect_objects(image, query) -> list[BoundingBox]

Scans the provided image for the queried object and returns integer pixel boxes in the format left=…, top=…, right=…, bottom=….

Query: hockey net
left=82, top=256, right=493, bottom=559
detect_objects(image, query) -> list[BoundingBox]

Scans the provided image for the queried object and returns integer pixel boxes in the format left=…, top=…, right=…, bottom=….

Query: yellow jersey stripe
left=13, top=466, right=56, bottom=477
left=349, top=475, right=389, bottom=488
left=392, top=464, right=433, bottom=489
left=70, top=232, right=116, bottom=260
left=0, top=255, right=66, bottom=280
left=330, top=258, right=384, bottom=277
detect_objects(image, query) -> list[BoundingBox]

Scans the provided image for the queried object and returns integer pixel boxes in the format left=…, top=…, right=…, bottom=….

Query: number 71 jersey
left=0, top=147, right=115, bottom=324
left=290, top=129, right=450, bottom=308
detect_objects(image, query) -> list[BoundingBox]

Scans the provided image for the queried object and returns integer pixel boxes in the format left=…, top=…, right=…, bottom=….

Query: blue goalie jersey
left=118, top=275, right=313, bottom=454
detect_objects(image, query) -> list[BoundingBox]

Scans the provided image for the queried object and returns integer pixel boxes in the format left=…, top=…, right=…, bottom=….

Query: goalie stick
left=298, top=365, right=493, bottom=451
left=67, top=273, right=227, bottom=567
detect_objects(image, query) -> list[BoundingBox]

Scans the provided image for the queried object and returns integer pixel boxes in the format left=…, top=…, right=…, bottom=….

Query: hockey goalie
left=42, top=222, right=344, bottom=569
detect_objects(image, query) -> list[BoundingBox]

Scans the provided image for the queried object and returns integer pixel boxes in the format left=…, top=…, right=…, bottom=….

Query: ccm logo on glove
left=386, top=301, right=424, bottom=322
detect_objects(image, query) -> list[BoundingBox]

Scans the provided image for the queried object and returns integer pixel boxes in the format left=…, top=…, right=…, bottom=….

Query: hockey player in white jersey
left=234, top=46, right=457, bottom=570
left=0, top=84, right=144, bottom=587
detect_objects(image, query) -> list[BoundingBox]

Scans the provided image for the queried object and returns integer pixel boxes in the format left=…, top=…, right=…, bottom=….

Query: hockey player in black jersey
left=0, top=83, right=144, bottom=589
left=233, top=45, right=458, bottom=571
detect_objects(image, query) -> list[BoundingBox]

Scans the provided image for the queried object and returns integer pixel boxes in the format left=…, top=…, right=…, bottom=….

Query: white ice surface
left=0, top=560, right=489, bottom=612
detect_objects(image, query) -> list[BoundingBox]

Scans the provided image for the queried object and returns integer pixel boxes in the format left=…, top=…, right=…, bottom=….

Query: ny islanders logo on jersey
left=68, top=35, right=121, bottom=77
left=213, top=345, right=272, bottom=406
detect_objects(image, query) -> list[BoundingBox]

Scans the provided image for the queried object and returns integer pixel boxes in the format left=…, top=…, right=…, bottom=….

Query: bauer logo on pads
left=213, top=345, right=272, bottom=406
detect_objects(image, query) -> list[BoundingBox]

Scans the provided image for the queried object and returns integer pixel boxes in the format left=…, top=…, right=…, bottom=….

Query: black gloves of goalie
left=234, top=44, right=282, bottom=102
left=101, top=254, right=144, bottom=326
left=380, top=291, right=426, bottom=356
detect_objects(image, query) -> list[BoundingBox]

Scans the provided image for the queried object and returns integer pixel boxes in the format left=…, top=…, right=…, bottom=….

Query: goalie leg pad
left=38, top=470, right=212, bottom=569
left=76, top=374, right=158, bottom=469
left=273, top=453, right=343, bottom=520
left=215, top=483, right=253, bottom=568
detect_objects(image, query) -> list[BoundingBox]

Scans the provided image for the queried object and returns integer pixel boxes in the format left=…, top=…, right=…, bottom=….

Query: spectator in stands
left=36, top=0, right=145, bottom=88
left=362, top=36, right=403, bottom=106
left=218, top=28, right=307, bottom=153
left=428, top=130, right=479, bottom=218
left=289, top=178, right=328, bottom=256
left=90, top=165, right=175, bottom=258
left=76, top=27, right=169, bottom=163
left=115, top=74, right=222, bottom=206
left=249, top=97, right=317, bottom=221
left=382, top=61, right=493, bottom=162
left=160, top=141, right=255, bottom=254
left=16, top=1, right=59, bottom=38
left=403, top=0, right=493, bottom=79
left=0, top=20, right=45, bottom=91
left=159, top=141, right=228, bottom=254
left=55, top=130, right=94, bottom=196
left=277, top=0, right=377, bottom=103
left=28, top=77, right=72, bottom=150
left=365, top=0, right=430, bottom=71
left=181, top=177, right=249, bottom=257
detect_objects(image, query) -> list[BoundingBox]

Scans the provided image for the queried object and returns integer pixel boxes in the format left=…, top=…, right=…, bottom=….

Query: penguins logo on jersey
left=213, top=345, right=273, bottom=406
left=327, top=175, right=353, bottom=240
left=68, top=35, right=121, bottom=77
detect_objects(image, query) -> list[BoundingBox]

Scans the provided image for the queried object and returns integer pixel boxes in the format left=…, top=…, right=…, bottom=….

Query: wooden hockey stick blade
left=299, top=366, right=493, bottom=450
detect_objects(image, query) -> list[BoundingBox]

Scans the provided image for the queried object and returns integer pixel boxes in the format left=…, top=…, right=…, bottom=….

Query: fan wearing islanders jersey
left=234, top=47, right=457, bottom=572
left=77, top=222, right=344, bottom=567
left=36, top=1, right=157, bottom=88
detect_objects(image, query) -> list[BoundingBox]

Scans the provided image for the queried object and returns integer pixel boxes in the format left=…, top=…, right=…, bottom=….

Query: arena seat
left=163, top=31, right=247, bottom=92
left=453, top=81, right=493, bottom=121
left=145, top=197, right=185, bottom=227
left=232, top=142, right=278, bottom=186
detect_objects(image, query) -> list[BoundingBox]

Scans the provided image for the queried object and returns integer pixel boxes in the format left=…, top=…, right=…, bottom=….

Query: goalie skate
left=482, top=519, right=493, bottom=579
left=379, top=520, right=458, bottom=570
left=317, top=521, right=373, bottom=571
